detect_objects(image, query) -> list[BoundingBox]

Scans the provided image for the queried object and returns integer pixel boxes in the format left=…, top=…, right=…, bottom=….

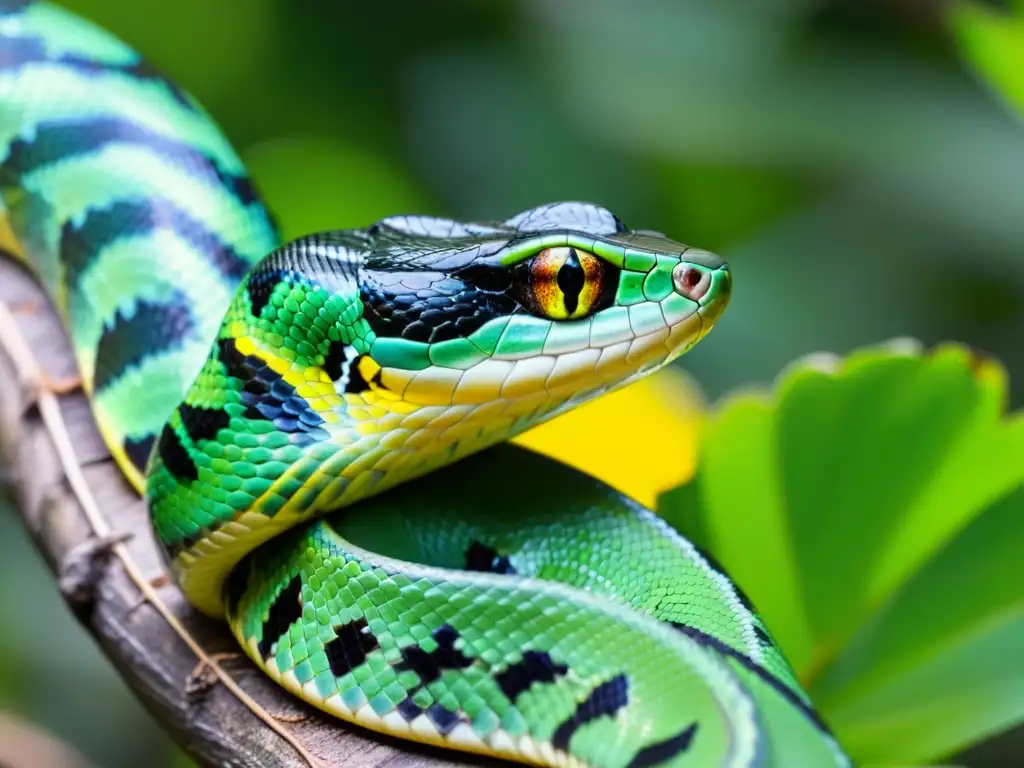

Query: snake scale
left=0, top=3, right=851, bottom=766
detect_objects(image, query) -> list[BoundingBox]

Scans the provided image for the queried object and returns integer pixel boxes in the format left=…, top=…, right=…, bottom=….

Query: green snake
left=0, top=3, right=851, bottom=766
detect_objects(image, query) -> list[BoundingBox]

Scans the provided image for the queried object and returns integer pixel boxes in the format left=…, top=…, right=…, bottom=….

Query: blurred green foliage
left=3, top=0, right=1024, bottom=766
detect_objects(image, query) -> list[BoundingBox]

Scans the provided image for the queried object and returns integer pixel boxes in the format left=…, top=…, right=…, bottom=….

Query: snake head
left=150, top=203, right=730, bottom=520
left=353, top=202, right=730, bottom=418
left=145, top=202, right=730, bottom=611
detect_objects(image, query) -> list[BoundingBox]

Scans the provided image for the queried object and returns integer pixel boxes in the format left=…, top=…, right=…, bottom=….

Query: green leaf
left=950, top=1, right=1024, bottom=120
left=816, top=484, right=1024, bottom=762
left=660, top=340, right=1024, bottom=763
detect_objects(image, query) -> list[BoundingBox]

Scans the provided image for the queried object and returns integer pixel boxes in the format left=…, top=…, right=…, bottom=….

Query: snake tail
left=0, top=2, right=850, bottom=766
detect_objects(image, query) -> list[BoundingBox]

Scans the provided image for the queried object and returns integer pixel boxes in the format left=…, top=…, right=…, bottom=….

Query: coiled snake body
left=0, top=3, right=849, bottom=766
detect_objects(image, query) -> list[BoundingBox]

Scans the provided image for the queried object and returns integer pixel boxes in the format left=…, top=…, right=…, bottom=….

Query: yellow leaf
left=513, top=368, right=705, bottom=508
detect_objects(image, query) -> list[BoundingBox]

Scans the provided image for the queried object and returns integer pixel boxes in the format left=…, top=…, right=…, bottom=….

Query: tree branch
left=0, top=258, right=476, bottom=768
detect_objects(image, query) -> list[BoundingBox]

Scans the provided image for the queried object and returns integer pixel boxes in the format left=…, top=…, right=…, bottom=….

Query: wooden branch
left=0, top=258, right=479, bottom=768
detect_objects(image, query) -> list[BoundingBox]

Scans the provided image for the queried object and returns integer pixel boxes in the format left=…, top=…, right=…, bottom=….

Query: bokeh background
left=2, top=0, right=1024, bottom=766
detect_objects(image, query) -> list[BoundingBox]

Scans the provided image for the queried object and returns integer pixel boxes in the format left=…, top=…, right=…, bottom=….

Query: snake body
left=0, top=3, right=850, bottom=766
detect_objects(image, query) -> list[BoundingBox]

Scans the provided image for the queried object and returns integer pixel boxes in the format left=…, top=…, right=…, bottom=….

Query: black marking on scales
left=396, top=623, right=474, bottom=684
left=245, top=234, right=362, bottom=321
left=321, top=342, right=350, bottom=382
left=551, top=674, right=629, bottom=751
left=92, top=293, right=195, bottom=392
left=495, top=650, right=568, bottom=701
left=0, top=31, right=195, bottom=108
left=464, top=540, right=517, bottom=575
left=60, top=199, right=252, bottom=290
left=668, top=621, right=831, bottom=735
left=177, top=403, right=231, bottom=444
left=392, top=698, right=465, bottom=735
left=424, top=703, right=463, bottom=736
left=245, top=269, right=285, bottom=319
left=216, top=338, right=328, bottom=445
left=156, top=423, right=198, bottom=483
left=753, top=624, right=773, bottom=646
left=396, top=697, right=424, bottom=721
left=259, top=574, right=304, bottom=658
left=692, top=543, right=760, bottom=617
left=392, top=624, right=476, bottom=732
left=321, top=342, right=372, bottom=396
left=626, top=723, right=700, bottom=768
left=359, top=268, right=516, bottom=345
left=323, top=618, right=380, bottom=678
left=122, top=434, right=155, bottom=475
left=2, top=117, right=260, bottom=207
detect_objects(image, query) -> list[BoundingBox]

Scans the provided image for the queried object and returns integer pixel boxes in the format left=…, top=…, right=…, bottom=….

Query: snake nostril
left=672, top=264, right=711, bottom=302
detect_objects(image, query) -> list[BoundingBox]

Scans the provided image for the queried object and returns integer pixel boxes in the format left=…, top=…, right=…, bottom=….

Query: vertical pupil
left=556, top=248, right=586, bottom=316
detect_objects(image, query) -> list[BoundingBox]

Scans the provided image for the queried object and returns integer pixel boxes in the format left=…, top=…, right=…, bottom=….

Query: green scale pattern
left=227, top=447, right=846, bottom=767
left=233, top=520, right=755, bottom=767
left=0, top=2, right=851, bottom=766
left=148, top=250, right=369, bottom=549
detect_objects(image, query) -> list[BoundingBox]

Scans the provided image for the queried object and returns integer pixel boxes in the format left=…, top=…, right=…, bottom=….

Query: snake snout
left=673, top=250, right=730, bottom=307
left=672, top=264, right=711, bottom=301
left=682, top=258, right=731, bottom=337
left=698, top=263, right=731, bottom=331
left=672, top=245, right=728, bottom=297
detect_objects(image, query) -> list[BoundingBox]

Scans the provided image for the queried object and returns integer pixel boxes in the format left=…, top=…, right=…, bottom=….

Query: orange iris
left=527, top=247, right=606, bottom=320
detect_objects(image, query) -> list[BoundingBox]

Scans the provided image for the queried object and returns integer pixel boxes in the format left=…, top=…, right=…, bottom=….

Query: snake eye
left=522, top=247, right=613, bottom=320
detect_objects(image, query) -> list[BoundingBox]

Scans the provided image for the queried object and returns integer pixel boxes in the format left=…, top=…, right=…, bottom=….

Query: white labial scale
left=492, top=315, right=553, bottom=361
left=500, top=355, right=557, bottom=398
left=453, top=359, right=515, bottom=404
left=596, top=340, right=633, bottom=374
left=627, top=301, right=668, bottom=337
left=546, top=348, right=601, bottom=390
left=626, top=327, right=671, bottom=365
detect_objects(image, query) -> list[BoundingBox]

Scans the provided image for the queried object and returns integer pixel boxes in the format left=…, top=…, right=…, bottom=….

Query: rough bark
left=0, top=258, right=484, bottom=768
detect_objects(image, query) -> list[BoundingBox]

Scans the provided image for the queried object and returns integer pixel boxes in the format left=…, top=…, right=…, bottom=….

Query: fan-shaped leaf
left=660, top=340, right=1024, bottom=763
